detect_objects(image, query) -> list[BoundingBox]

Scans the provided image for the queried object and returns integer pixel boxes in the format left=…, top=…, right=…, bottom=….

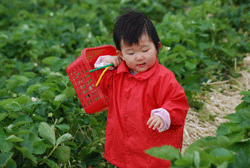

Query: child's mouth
left=137, top=63, right=146, bottom=67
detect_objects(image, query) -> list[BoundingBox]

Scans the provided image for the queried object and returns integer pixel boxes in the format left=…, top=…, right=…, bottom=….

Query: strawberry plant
left=0, top=0, right=249, bottom=167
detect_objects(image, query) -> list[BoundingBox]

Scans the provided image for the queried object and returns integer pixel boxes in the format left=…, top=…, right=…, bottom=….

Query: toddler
left=93, top=11, right=189, bottom=168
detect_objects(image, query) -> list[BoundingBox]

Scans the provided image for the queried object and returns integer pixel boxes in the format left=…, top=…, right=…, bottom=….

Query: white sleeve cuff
left=94, top=56, right=115, bottom=70
left=151, top=108, right=171, bottom=132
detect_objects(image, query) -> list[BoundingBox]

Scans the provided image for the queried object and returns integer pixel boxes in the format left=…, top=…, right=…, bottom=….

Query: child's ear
left=158, top=42, right=162, bottom=51
left=116, top=50, right=123, bottom=60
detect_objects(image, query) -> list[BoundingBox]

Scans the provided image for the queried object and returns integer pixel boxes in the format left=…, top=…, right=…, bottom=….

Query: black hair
left=113, top=10, right=161, bottom=52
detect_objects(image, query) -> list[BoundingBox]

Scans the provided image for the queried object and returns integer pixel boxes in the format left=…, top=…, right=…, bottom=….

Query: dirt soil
left=182, top=55, right=250, bottom=152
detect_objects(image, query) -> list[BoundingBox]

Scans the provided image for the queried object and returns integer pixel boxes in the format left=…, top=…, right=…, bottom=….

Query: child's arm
left=156, top=72, right=189, bottom=128
left=92, top=55, right=122, bottom=96
left=148, top=70, right=189, bottom=133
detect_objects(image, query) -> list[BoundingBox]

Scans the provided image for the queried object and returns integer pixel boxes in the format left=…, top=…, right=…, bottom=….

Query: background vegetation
left=0, top=0, right=249, bottom=167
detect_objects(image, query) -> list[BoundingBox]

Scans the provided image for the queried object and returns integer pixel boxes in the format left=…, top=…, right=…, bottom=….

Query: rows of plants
left=0, top=0, right=250, bottom=167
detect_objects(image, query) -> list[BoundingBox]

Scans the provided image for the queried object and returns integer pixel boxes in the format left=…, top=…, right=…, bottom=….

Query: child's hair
left=113, top=10, right=161, bottom=52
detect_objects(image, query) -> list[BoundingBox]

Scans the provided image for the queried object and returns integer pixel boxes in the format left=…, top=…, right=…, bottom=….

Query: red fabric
left=93, top=58, right=189, bottom=168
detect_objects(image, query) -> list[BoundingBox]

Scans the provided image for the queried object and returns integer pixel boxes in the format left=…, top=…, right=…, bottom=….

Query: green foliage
left=146, top=90, right=250, bottom=167
left=0, top=0, right=249, bottom=167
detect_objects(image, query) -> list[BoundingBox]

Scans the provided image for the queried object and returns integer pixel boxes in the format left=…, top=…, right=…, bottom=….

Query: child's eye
left=128, top=53, right=134, bottom=55
left=143, top=50, right=149, bottom=52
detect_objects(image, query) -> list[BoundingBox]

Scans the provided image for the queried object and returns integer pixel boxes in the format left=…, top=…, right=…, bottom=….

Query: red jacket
left=94, top=58, right=189, bottom=168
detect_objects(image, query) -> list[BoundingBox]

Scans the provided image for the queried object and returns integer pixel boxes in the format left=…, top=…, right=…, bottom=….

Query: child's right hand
left=102, top=55, right=122, bottom=67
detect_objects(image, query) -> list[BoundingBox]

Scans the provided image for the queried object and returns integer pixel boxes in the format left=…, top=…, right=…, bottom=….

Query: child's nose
left=135, top=53, right=143, bottom=60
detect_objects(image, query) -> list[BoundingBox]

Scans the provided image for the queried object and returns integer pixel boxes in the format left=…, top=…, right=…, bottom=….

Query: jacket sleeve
left=155, top=70, right=189, bottom=127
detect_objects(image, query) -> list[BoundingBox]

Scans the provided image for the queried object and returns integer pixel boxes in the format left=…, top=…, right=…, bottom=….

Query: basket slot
left=86, top=49, right=106, bottom=63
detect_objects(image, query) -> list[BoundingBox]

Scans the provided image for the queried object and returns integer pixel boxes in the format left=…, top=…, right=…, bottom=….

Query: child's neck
left=130, top=69, right=139, bottom=75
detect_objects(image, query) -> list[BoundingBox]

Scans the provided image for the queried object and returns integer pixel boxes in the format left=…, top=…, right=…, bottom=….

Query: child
left=93, top=11, right=189, bottom=168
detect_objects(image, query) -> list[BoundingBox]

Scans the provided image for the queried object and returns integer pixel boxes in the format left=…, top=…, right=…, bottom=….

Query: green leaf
left=240, top=91, right=250, bottom=96
left=173, top=45, right=186, bottom=53
left=40, top=90, right=55, bottom=100
left=32, top=115, right=46, bottom=122
left=0, top=128, right=13, bottom=153
left=91, top=128, right=98, bottom=140
left=194, top=151, right=200, bottom=168
left=186, top=39, right=197, bottom=47
left=185, top=59, right=197, bottom=70
left=0, top=112, right=8, bottom=122
left=185, top=50, right=197, bottom=57
left=15, top=95, right=31, bottom=105
left=45, top=0, right=55, bottom=7
left=52, top=59, right=64, bottom=71
left=42, top=56, right=60, bottom=66
left=11, top=102, right=22, bottom=111
left=211, top=148, right=234, bottom=165
left=174, top=153, right=194, bottom=166
left=89, top=115, right=98, bottom=125
left=13, top=121, right=32, bottom=129
left=216, top=123, right=241, bottom=136
left=5, top=158, right=17, bottom=168
left=0, top=152, right=14, bottom=167
left=62, top=87, right=75, bottom=97
left=199, top=150, right=214, bottom=168
left=56, top=133, right=72, bottom=145
left=17, top=129, right=33, bottom=135
left=26, top=152, right=37, bottom=165
left=54, top=94, right=67, bottom=102
left=199, top=42, right=210, bottom=51
left=56, top=124, right=70, bottom=132
left=33, top=141, right=46, bottom=155
left=145, top=145, right=181, bottom=161
left=38, top=122, right=56, bottom=146
left=166, top=53, right=179, bottom=60
left=243, top=96, right=250, bottom=103
left=45, top=159, right=59, bottom=168
left=53, top=146, right=70, bottom=163
left=217, top=161, right=228, bottom=168
left=232, top=149, right=250, bottom=168
left=183, top=83, right=201, bottom=93
left=27, top=83, right=42, bottom=95
left=15, top=146, right=30, bottom=157
left=220, top=47, right=235, bottom=57
left=5, top=135, right=24, bottom=142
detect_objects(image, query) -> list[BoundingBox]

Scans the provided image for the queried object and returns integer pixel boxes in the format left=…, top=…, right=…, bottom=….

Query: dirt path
left=182, top=56, right=250, bottom=152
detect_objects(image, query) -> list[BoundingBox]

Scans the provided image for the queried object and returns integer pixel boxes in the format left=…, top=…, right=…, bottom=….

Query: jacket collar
left=117, top=57, right=159, bottom=81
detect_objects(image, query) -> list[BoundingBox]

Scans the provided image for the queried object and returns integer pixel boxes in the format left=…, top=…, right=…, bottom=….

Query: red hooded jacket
left=94, top=58, right=189, bottom=168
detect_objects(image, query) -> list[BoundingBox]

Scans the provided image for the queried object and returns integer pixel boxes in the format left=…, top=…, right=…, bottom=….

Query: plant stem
left=40, top=144, right=58, bottom=165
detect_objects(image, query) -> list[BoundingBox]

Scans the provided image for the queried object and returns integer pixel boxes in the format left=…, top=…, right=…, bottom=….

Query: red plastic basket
left=66, top=45, right=117, bottom=114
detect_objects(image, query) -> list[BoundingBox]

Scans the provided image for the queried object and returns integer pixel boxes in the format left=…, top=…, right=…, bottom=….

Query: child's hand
left=147, top=114, right=164, bottom=131
left=102, top=56, right=122, bottom=67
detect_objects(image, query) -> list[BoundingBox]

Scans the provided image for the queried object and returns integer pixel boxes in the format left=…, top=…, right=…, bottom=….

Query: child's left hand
left=147, top=114, right=164, bottom=130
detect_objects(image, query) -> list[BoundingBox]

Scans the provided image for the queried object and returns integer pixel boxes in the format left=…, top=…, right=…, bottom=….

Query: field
left=0, top=0, right=250, bottom=167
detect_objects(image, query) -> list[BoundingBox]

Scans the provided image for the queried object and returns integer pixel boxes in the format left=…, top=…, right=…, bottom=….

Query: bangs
left=113, top=11, right=160, bottom=52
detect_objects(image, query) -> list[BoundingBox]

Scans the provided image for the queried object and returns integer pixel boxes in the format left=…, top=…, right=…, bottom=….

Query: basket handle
left=89, top=63, right=114, bottom=73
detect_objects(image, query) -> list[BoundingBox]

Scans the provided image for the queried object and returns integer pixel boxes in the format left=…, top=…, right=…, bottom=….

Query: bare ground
left=182, top=56, right=250, bottom=152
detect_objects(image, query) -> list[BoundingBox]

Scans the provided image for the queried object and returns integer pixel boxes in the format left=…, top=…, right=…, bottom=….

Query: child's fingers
left=153, top=120, right=162, bottom=130
left=115, top=58, right=120, bottom=67
left=147, top=116, right=153, bottom=125
left=147, top=117, right=157, bottom=129
left=149, top=120, right=157, bottom=129
left=115, top=57, right=122, bottom=67
left=159, top=122, right=164, bottom=130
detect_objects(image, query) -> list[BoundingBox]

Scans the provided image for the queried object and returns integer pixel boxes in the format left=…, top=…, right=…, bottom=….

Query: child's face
left=117, top=33, right=159, bottom=73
